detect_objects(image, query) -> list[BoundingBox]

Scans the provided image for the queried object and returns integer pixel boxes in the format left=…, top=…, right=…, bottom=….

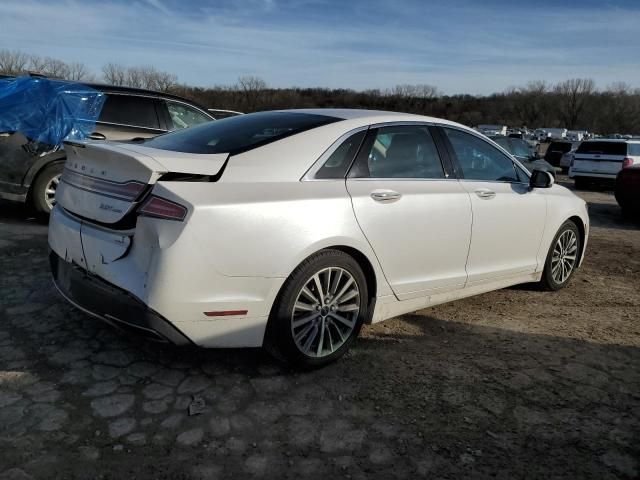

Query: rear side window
left=99, top=94, right=160, bottom=129
left=144, top=111, right=339, bottom=154
left=350, top=126, right=445, bottom=179
left=576, top=141, right=627, bottom=155
left=314, top=130, right=366, bottom=179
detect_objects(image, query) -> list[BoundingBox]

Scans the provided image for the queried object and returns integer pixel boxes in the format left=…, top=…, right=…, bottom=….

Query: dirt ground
left=0, top=177, right=638, bottom=479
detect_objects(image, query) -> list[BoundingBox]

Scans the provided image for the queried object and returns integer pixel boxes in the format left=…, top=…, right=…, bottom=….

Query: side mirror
left=530, top=169, right=554, bottom=189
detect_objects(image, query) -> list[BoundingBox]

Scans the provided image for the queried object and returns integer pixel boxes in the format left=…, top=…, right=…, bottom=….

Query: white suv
left=569, top=139, right=640, bottom=188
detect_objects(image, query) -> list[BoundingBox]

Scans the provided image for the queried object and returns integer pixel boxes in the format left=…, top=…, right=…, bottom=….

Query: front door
left=440, top=127, right=547, bottom=285
left=346, top=125, right=472, bottom=300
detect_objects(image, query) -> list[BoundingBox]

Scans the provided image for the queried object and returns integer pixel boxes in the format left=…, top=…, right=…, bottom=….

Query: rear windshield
left=576, top=141, right=627, bottom=156
left=144, top=111, right=340, bottom=154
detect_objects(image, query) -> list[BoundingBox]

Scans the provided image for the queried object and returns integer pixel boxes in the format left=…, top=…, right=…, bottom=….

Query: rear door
left=346, top=124, right=472, bottom=300
left=439, top=126, right=547, bottom=285
left=94, top=94, right=166, bottom=141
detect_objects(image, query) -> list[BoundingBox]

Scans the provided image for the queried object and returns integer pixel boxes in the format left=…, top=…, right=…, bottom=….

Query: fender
left=22, top=151, right=67, bottom=189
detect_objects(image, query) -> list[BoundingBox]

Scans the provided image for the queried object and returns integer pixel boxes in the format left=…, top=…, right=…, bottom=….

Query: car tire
left=31, top=163, right=64, bottom=214
left=540, top=220, right=581, bottom=291
left=264, top=249, right=368, bottom=369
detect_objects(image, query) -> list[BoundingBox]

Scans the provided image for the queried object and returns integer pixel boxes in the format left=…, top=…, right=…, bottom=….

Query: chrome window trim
left=94, top=120, right=166, bottom=132
left=302, top=121, right=444, bottom=182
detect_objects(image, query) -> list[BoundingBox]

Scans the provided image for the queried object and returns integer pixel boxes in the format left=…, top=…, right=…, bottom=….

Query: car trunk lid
left=57, top=141, right=228, bottom=224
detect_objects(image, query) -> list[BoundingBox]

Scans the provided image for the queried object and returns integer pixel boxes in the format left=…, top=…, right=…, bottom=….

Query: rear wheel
left=540, top=220, right=581, bottom=291
left=264, top=249, right=368, bottom=368
left=31, top=163, right=63, bottom=214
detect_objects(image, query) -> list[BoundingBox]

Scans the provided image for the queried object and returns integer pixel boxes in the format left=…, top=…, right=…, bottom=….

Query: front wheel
left=264, top=249, right=368, bottom=368
left=540, top=221, right=581, bottom=291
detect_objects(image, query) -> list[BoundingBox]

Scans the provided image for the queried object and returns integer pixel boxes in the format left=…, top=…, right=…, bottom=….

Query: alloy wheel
left=45, top=173, right=61, bottom=211
left=551, top=229, right=578, bottom=284
left=291, top=267, right=360, bottom=358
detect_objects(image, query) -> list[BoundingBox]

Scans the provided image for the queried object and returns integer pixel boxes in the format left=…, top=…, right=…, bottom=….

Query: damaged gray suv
left=0, top=83, right=213, bottom=213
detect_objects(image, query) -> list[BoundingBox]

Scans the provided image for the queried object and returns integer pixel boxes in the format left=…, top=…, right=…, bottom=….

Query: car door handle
left=88, top=132, right=106, bottom=140
left=475, top=188, right=496, bottom=199
left=370, top=190, right=402, bottom=202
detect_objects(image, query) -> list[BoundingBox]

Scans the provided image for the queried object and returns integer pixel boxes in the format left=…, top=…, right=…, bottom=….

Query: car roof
left=276, top=108, right=465, bottom=128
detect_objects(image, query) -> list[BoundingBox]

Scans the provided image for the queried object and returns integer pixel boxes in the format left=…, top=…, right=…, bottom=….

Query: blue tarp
left=0, top=76, right=105, bottom=146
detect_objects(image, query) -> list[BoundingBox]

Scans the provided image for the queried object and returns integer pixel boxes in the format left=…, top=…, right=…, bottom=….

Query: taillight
left=622, top=157, right=634, bottom=168
left=61, top=168, right=145, bottom=201
left=138, top=195, right=187, bottom=221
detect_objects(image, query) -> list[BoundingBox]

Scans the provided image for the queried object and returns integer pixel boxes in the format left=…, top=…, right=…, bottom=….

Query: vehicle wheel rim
left=551, top=229, right=578, bottom=284
left=45, top=174, right=61, bottom=210
left=291, top=267, right=360, bottom=358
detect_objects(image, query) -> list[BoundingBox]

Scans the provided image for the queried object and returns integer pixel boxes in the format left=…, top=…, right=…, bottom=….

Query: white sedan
left=49, top=109, right=589, bottom=367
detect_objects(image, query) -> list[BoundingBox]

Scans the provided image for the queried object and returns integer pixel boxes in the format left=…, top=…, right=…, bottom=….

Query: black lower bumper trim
left=50, top=251, right=192, bottom=346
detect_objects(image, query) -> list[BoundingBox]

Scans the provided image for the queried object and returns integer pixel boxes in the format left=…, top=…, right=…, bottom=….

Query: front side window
left=351, top=126, right=445, bottom=179
left=166, top=101, right=211, bottom=130
left=443, top=128, right=520, bottom=182
left=99, top=94, right=160, bottom=129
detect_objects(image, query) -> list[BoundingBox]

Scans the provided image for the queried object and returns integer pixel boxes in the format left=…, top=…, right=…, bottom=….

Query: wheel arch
left=567, top=215, right=587, bottom=268
left=269, top=245, right=379, bottom=331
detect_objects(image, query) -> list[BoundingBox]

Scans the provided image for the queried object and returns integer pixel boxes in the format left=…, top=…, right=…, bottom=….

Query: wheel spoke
left=330, top=312, right=355, bottom=329
left=326, top=323, right=334, bottom=353
left=293, top=312, right=320, bottom=328
left=316, top=318, right=325, bottom=356
left=334, top=277, right=354, bottom=303
left=302, top=324, right=319, bottom=353
left=330, top=269, right=343, bottom=295
left=313, top=274, right=325, bottom=304
left=45, top=189, right=56, bottom=195
left=338, top=303, right=359, bottom=312
left=300, top=286, right=319, bottom=304
left=295, top=322, right=315, bottom=344
left=294, top=301, right=315, bottom=312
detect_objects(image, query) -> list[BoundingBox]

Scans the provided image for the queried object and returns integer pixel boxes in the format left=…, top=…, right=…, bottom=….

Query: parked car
left=545, top=141, right=580, bottom=167
left=489, top=136, right=556, bottom=177
left=559, top=147, right=578, bottom=173
left=615, top=166, right=640, bottom=217
left=207, top=108, right=243, bottom=119
left=569, top=139, right=640, bottom=189
left=49, top=109, right=589, bottom=367
left=0, top=82, right=214, bottom=213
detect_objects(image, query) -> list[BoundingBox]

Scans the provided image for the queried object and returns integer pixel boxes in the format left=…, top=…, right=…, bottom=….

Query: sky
left=1, top=0, right=638, bottom=95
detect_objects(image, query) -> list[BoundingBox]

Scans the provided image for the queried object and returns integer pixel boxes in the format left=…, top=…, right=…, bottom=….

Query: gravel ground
left=0, top=178, right=638, bottom=479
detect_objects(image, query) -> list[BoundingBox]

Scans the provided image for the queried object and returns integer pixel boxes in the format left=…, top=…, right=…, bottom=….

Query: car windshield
left=576, top=141, right=627, bottom=155
left=144, top=111, right=340, bottom=154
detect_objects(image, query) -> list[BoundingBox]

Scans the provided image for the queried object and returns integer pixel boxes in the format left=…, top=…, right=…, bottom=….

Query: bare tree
left=235, top=75, right=268, bottom=111
left=102, top=63, right=127, bottom=86
left=554, top=78, right=596, bottom=129
left=67, top=62, right=91, bottom=81
left=0, top=49, right=30, bottom=75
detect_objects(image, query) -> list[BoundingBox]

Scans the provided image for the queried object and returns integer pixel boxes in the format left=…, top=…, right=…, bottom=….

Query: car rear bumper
left=50, top=250, right=193, bottom=345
